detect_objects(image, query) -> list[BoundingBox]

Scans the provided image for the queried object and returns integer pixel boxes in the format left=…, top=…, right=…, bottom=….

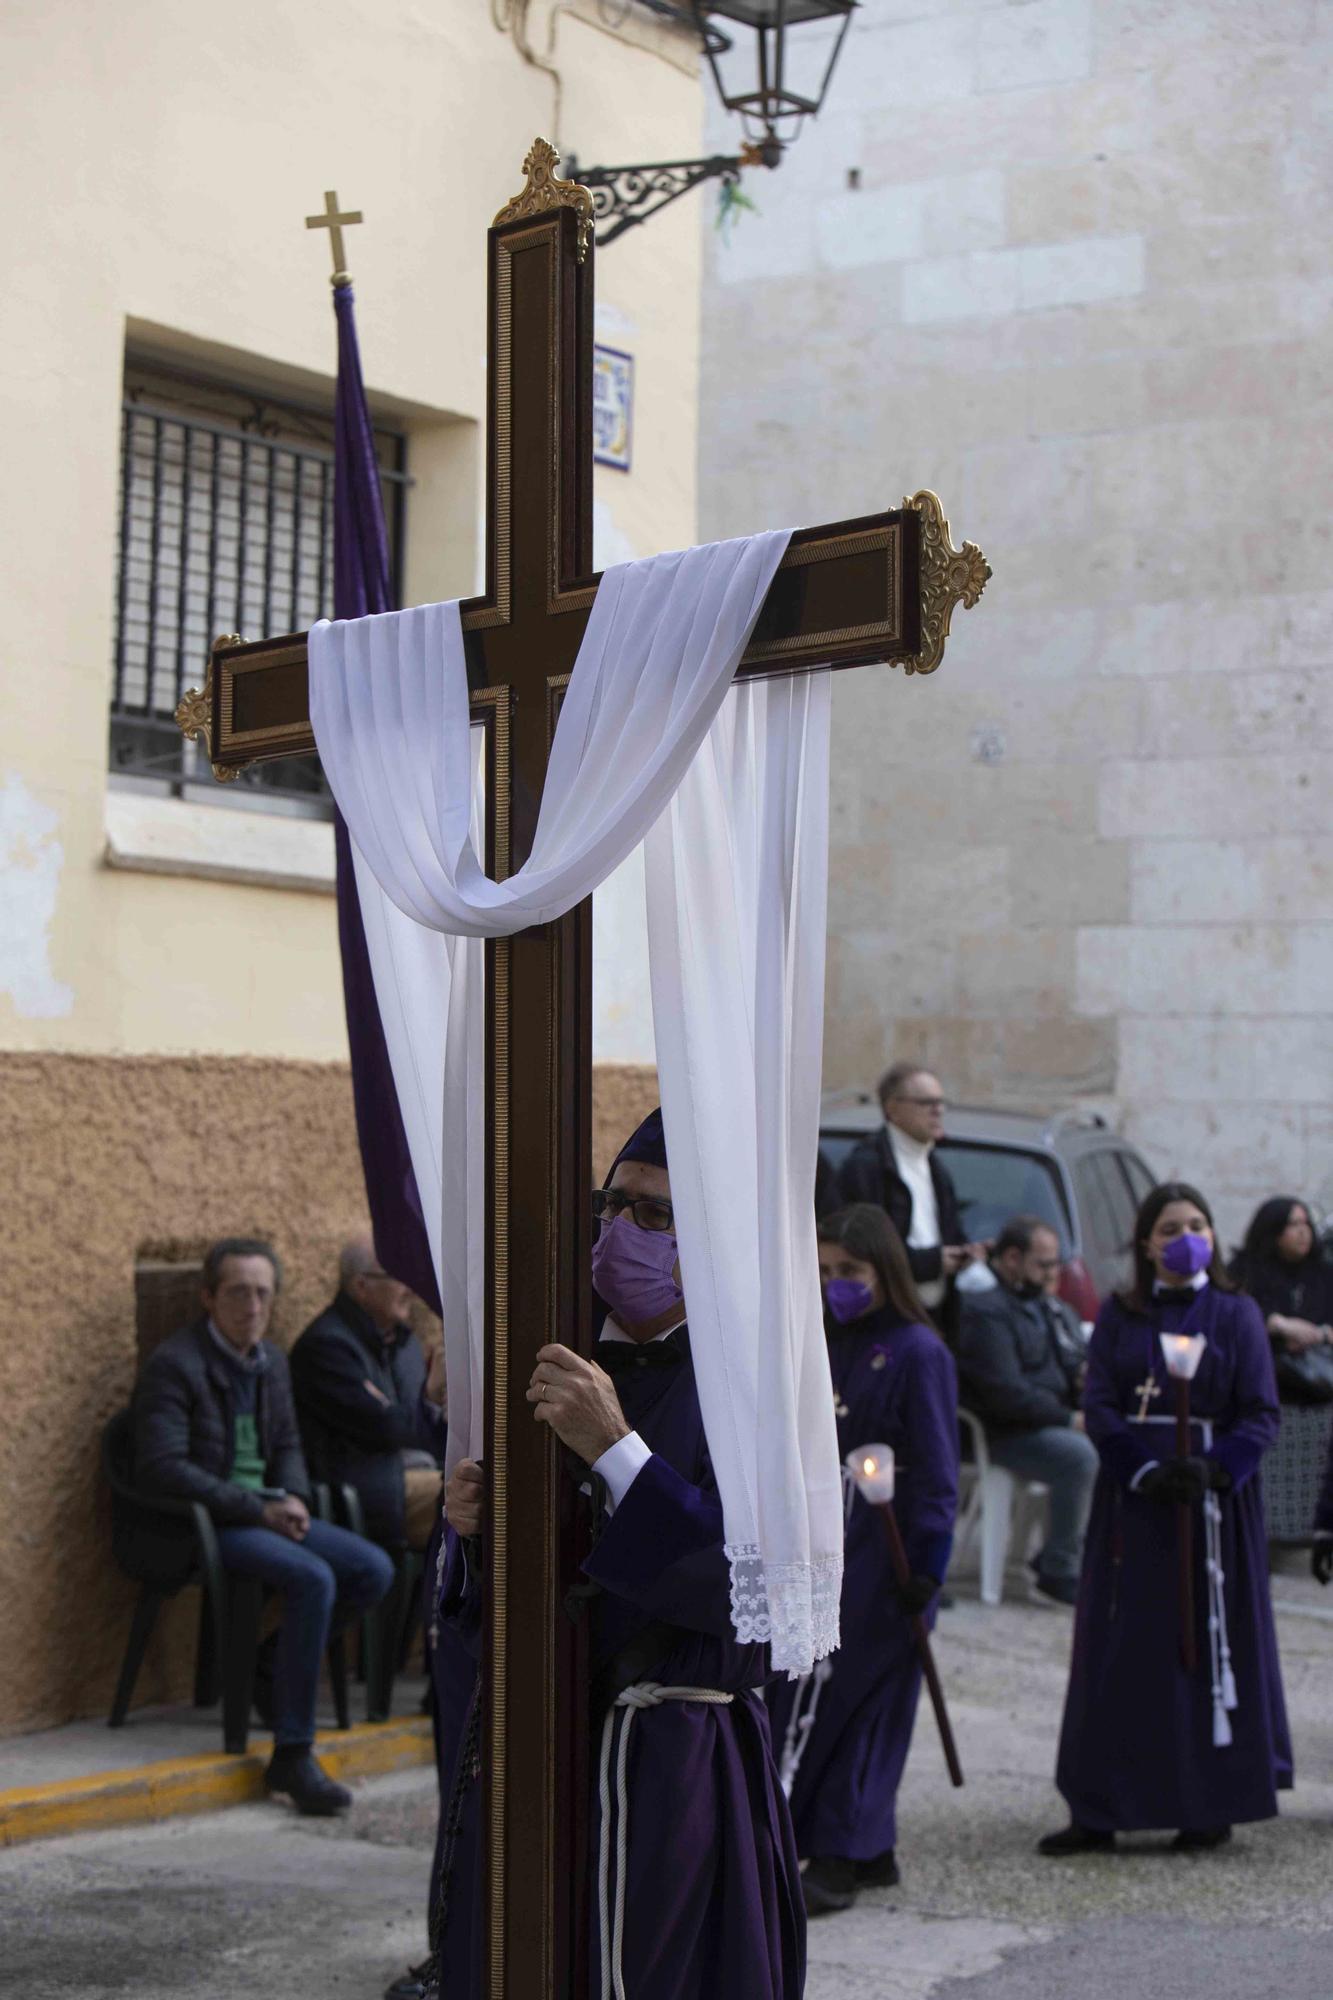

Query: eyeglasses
left=893, top=1095, right=946, bottom=1112
left=592, top=1188, right=676, bottom=1234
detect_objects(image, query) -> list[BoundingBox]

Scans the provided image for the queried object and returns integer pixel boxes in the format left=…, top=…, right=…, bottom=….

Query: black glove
left=1198, top=1455, right=1233, bottom=1495
left=1313, top=1534, right=1333, bottom=1587
left=896, top=1572, right=939, bottom=1616
left=1137, top=1457, right=1208, bottom=1505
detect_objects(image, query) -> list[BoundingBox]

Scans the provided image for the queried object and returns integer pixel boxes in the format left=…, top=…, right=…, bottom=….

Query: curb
left=0, top=1715, right=433, bottom=1848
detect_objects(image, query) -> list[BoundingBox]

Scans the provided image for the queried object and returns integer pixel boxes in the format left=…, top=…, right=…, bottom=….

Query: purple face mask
left=1161, top=1230, right=1212, bottom=1278
left=824, top=1278, right=875, bottom=1325
left=592, top=1213, right=683, bottom=1326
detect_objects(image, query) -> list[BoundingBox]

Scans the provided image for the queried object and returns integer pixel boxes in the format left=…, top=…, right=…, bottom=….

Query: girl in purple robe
left=769, top=1203, right=959, bottom=1915
left=1041, top=1181, right=1292, bottom=1856
left=432, top=1110, right=805, bottom=2000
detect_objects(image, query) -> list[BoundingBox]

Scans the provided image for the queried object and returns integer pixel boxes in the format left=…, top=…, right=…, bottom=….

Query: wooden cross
left=305, top=188, right=364, bottom=286
left=178, top=138, right=989, bottom=2000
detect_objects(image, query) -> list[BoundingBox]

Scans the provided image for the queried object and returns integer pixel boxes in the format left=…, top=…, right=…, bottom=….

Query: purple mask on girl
left=592, top=1214, right=683, bottom=1326
left=824, top=1278, right=875, bottom=1325
left=1161, top=1230, right=1212, bottom=1278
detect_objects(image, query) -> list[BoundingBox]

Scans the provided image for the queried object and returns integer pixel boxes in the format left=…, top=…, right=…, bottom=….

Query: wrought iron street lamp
left=572, top=0, right=858, bottom=245
left=694, top=0, right=858, bottom=153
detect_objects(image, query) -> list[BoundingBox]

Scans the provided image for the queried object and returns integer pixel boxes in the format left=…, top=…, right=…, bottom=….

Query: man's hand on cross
left=527, top=1344, right=630, bottom=1466
left=445, top=1459, right=485, bottom=1538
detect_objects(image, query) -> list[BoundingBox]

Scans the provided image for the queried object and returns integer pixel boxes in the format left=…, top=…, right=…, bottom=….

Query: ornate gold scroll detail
left=175, top=635, right=245, bottom=782
left=492, top=137, right=594, bottom=262
left=895, top=490, right=991, bottom=676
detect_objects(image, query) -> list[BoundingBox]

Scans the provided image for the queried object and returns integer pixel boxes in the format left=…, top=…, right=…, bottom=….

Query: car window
left=1074, top=1153, right=1137, bottom=1295
left=933, top=1143, right=1071, bottom=1254
left=818, top=1131, right=861, bottom=1179
left=1118, top=1149, right=1155, bottom=1208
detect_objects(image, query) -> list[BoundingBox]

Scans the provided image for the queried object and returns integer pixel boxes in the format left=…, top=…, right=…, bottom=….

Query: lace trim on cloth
left=724, top=1543, right=842, bottom=1677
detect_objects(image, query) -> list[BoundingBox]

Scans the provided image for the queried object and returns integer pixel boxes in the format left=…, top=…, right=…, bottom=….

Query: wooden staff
left=876, top=1502, right=964, bottom=1788
left=1174, top=1376, right=1197, bottom=1674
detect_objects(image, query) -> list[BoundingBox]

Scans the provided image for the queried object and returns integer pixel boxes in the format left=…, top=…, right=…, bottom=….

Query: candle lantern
left=845, top=1443, right=895, bottom=1505
left=1160, top=1331, right=1207, bottom=1381
left=845, top=1442, right=962, bottom=1787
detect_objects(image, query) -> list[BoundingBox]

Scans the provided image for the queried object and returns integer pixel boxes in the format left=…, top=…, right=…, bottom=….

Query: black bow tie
left=1154, top=1285, right=1199, bottom=1304
left=596, top=1332, right=685, bottom=1376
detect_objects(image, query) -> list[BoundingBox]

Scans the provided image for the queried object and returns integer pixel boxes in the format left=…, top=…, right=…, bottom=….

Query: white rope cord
left=598, top=1682, right=735, bottom=2000
left=778, top=1657, right=832, bottom=1798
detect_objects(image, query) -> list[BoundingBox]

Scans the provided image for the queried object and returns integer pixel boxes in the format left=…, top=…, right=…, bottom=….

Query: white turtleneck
left=887, top=1123, right=944, bottom=1306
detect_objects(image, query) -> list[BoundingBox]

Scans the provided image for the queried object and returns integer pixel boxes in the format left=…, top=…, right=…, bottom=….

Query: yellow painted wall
left=0, top=0, right=701, bottom=1063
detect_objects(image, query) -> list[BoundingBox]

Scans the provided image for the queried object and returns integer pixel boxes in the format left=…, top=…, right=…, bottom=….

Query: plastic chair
left=956, top=1408, right=1050, bottom=1606
left=332, top=1482, right=424, bottom=1722
left=103, top=1410, right=350, bottom=1750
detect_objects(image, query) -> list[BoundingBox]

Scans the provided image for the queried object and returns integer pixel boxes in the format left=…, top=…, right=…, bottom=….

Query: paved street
left=3, top=1576, right=1330, bottom=2000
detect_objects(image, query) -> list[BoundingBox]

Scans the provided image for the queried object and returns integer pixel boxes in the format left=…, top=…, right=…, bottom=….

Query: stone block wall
left=699, top=0, right=1331, bottom=1241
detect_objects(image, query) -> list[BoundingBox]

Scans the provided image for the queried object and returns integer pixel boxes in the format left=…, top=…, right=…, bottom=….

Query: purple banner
left=330, top=282, right=441, bottom=1313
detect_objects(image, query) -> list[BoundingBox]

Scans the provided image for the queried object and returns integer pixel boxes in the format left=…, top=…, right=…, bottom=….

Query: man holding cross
left=438, top=1108, right=805, bottom=1998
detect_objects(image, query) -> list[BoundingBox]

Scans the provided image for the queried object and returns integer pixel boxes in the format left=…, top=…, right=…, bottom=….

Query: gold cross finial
left=305, top=189, right=363, bottom=288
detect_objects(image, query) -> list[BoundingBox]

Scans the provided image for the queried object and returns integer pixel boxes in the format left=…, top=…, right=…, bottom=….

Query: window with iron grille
left=109, top=360, right=408, bottom=810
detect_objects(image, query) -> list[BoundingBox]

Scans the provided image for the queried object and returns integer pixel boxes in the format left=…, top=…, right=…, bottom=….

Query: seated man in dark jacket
left=836, top=1063, right=986, bottom=1321
left=133, top=1237, right=394, bottom=1813
left=290, top=1238, right=444, bottom=1552
left=955, top=1215, right=1097, bottom=1607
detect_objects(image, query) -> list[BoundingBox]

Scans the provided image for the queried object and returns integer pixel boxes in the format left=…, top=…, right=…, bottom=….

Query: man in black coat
left=290, top=1238, right=444, bottom=1552
left=955, top=1215, right=1097, bottom=1607
left=133, top=1238, right=394, bottom=1812
left=835, top=1063, right=985, bottom=1315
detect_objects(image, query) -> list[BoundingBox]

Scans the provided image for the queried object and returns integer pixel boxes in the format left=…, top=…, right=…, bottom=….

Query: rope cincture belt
left=598, top=1682, right=735, bottom=2000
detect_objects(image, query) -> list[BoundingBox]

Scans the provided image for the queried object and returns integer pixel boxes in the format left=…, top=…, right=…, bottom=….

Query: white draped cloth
left=310, top=532, right=842, bottom=1673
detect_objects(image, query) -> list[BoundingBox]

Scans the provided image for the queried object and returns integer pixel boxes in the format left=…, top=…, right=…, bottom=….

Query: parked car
left=818, top=1093, right=1158, bottom=1320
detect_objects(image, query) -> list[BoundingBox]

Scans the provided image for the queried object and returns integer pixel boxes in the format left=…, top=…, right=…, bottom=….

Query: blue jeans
left=988, top=1424, right=1098, bottom=1584
left=216, top=1518, right=394, bottom=1748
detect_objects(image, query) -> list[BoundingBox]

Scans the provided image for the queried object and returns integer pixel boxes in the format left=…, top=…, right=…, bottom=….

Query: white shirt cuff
left=1129, top=1459, right=1159, bottom=1492
left=593, top=1431, right=652, bottom=1513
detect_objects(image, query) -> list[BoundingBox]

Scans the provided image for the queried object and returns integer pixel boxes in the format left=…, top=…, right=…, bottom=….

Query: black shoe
left=264, top=1746, right=352, bottom=1816
left=384, top=1958, right=435, bottom=2000
left=1029, top=1569, right=1079, bottom=1609
left=857, top=1848, right=900, bottom=1888
left=1172, top=1826, right=1232, bottom=1852
left=803, top=1855, right=858, bottom=1915
left=1037, top=1823, right=1115, bottom=1856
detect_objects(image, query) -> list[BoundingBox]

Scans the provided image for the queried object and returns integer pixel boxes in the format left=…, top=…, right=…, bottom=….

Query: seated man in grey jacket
left=132, top=1237, right=394, bottom=1813
left=956, top=1215, right=1097, bottom=1607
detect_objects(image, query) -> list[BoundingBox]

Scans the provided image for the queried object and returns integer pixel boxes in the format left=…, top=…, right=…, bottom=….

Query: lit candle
left=846, top=1443, right=895, bottom=1504
left=1159, top=1332, right=1207, bottom=1381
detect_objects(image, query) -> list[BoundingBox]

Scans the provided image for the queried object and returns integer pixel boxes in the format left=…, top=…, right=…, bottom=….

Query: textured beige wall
left=698, top=0, right=1332, bottom=1241
left=0, top=0, right=700, bottom=1065
left=0, top=1053, right=657, bottom=1736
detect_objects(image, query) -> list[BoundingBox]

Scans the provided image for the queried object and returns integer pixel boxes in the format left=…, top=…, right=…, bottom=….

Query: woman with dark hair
left=1041, top=1182, right=1292, bottom=1856
left=768, top=1203, right=958, bottom=1916
left=1230, top=1196, right=1333, bottom=1381
left=1229, top=1196, right=1333, bottom=1550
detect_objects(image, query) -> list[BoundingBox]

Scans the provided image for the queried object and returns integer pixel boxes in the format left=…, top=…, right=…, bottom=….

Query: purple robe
left=436, top=1331, right=805, bottom=1999
left=1055, top=1285, right=1293, bottom=1832
left=768, top=1309, right=959, bottom=1861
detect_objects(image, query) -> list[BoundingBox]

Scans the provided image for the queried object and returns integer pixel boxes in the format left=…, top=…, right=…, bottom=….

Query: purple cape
left=768, top=1309, right=959, bottom=1860
left=1055, top=1285, right=1293, bottom=1832
left=435, top=1333, right=805, bottom=1999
